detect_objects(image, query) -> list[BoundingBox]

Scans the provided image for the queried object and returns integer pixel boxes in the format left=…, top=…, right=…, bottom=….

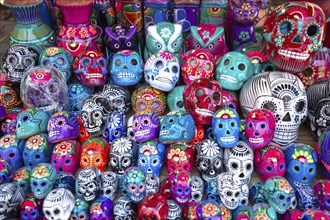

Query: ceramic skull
left=240, top=71, right=308, bottom=148
left=100, top=84, right=131, bottom=114
left=73, top=50, right=108, bottom=87
left=113, top=196, right=137, bottom=220
left=169, top=171, right=192, bottom=205
left=90, top=196, right=113, bottom=220
left=110, top=50, right=144, bottom=86
left=145, top=175, right=160, bottom=195
left=132, top=112, right=160, bottom=143
left=70, top=197, right=90, bottom=220
left=204, top=178, right=221, bottom=204
left=223, top=141, right=254, bottom=185
left=189, top=176, right=204, bottom=203
left=30, top=163, right=57, bottom=199
left=138, top=193, right=169, bottom=220
left=222, top=90, right=239, bottom=110
left=101, top=171, right=119, bottom=201
left=263, top=2, right=326, bottom=73
left=145, top=52, right=180, bottom=92
left=120, top=167, right=146, bottom=204
left=43, top=188, right=75, bottom=220
left=314, top=179, right=330, bottom=213
left=53, top=172, right=76, bottom=193
left=102, top=113, right=127, bottom=143
left=195, top=139, right=223, bottom=181
left=249, top=182, right=267, bottom=205
left=186, top=124, right=205, bottom=148
left=76, top=167, right=102, bottom=202
left=294, top=185, right=319, bottom=211
left=127, top=115, right=135, bottom=141
left=1, top=110, right=20, bottom=135
left=167, top=199, right=182, bottom=220
left=166, top=143, right=195, bottom=174
left=13, top=167, right=31, bottom=196
left=0, top=133, right=25, bottom=171
left=81, top=94, right=112, bottom=137
left=20, top=193, right=42, bottom=220
left=0, top=159, right=12, bottom=185
left=2, top=45, right=39, bottom=84
left=67, top=83, right=94, bottom=116
left=167, top=85, right=186, bottom=112
left=0, top=182, right=24, bottom=219
left=16, top=107, right=49, bottom=140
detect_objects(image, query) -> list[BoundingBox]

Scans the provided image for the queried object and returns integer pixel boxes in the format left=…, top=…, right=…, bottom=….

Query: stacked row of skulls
left=0, top=0, right=330, bottom=219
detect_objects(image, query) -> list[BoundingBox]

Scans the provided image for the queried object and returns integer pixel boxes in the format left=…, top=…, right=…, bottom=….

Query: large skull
left=0, top=133, right=24, bottom=171
left=240, top=71, right=307, bottom=147
left=101, top=171, right=119, bottom=201
left=100, top=84, right=131, bottom=114
left=30, top=163, right=57, bottom=199
left=13, top=167, right=32, bottom=196
left=105, top=25, right=138, bottom=54
left=169, top=171, right=192, bottom=205
left=76, top=167, right=102, bottom=202
left=20, top=193, right=42, bottom=220
left=133, top=112, right=160, bottom=143
left=120, top=167, right=146, bottom=203
left=70, top=197, right=90, bottom=220
left=0, top=183, right=24, bottom=219
left=263, top=2, right=326, bottom=73
left=43, top=188, right=75, bottom=220
left=166, top=143, right=195, bottom=174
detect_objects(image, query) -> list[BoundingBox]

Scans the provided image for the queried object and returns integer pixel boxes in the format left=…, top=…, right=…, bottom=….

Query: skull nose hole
left=58, top=168, right=63, bottom=172
left=123, top=65, right=128, bottom=70
left=226, top=130, right=231, bottom=135
left=282, top=113, right=291, bottom=122
left=292, top=35, right=302, bottom=44
left=254, top=131, right=259, bottom=136
left=205, top=97, right=211, bottom=103
left=302, top=176, right=307, bottom=181
left=147, top=168, right=152, bottom=172
left=239, top=173, right=244, bottom=178
left=230, top=66, right=234, bottom=70
left=302, top=67, right=313, bottom=77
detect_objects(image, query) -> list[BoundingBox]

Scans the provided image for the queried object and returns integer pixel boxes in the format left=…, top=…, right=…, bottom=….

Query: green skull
left=167, top=85, right=186, bottom=112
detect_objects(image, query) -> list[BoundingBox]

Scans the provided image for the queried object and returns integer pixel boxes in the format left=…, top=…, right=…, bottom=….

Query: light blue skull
left=159, top=110, right=196, bottom=144
left=120, top=167, right=146, bottom=203
left=68, top=83, right=94, bottom=116
left=30, top=163, right=57, bottom=199
left=167, top=85, right=186, bottom=111
left=137, top=140, right=166, bottom=176
left=70, top=197, right=90, bottom=220
left=110, top=50, right=144, bottom=86
left=102, top=113, right=127, bottom=143
left=212, top=108, right=240, bottom=148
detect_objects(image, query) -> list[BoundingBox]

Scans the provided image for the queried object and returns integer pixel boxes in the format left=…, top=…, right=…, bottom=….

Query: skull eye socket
left=224, top=59, right=230, bottom=65
left=98, top=59, right=105, bottom=67
left=54, top=209, right=60, bottom=215
left=295, top=101, right=305, bottom=112
left=21, top=114, right=31, bottom=121
left=138, top=102, right=147, bottom=111
left=48, top=84, right=58, bottom=93
left=155, top=60, right=164, bottom=69
left=260, top=123, right=266, bottom=129
left=176, top=101, right=183, bottom=108
left=230, top=122, right=236, bottom=127
left=246, top=163, right=252, bottom=170
left=7, top=55, right=17, bottom=65
left=195, top=43, right=201, bottom=49
left=266, top=166, right=272, bottom=171
left=309, top=168, right=314, bottom=173
left=204, top=62, right=212, bottom=71
left=45, top=210, right=51, bottom=216
left=195, top=88, right=204, bottom=98
left=57, top=57, right=65, bottom=65
left=189, top=59, right=197, bottom=67
left=294, top=165, right=300, bottom=172
left=43, top=59, right=51, bottom=67
left=57, top=120, right=64, bottom=126
left=4, top=93, right=13, bottom=102
left=156, top=44, right=162, bottom=49
left=65, top=159, right=71, bottom=164
left=218, top=123, right=223, bottom=129
left=152, top=101, right=160, bottom=110
left=41, top=182, right=47, bottom=187
left=279, top=195, right=285, bottom=200
left=141, top=158, right=146, bottom=164
left=172, top=65, right=179, bottom=73
left=238, top=63, right=245, bottom=71
left=24, top=57, right=33, bottom=66
left=230, top=162, right=238, bottom=169
left=262, top=102, right=275, bottom=112
left=93, top=111, right=102, bottom=119
left=110, top=158, right=117, bottom=166
left=82, top=58, right=91, bottom=67
left=115, top=59, right=122, bottom=66
left=247, top=122, right=253, bottom=128
left=131, top=58, right=138, bottom=66
left=226, top=191, right=232, bottom=196
left=306, top=24, right=319, bottom=38
left=279, top=20, right=292, bottom=35
left=235, top=192, right=240, bottom=197
left=212, top=92, right=220, bottom=101
left=143, top=119, right=150, bottom=125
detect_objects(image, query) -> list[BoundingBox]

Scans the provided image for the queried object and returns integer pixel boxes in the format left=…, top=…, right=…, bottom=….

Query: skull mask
left=67, top=83, right=94, bottom=116
left=2, top=45, right=39, bottom=84
left=294, top=185, right=319, bottom=211
left=263, top=2, right=326, bottom=73
left=169, top=171, right=192, bottom=205
left=314, top=179, right=330, bottom=213
left=240, top=71, right=307, bottom=148
left=0, top=133, right=25, bottom=171
left=113, top=196, right=137, bottom=220
left=223, top=141, right=254, bottom=185
left=101, top=171, right=119, bottom=201
left=195, top=139, right=223, bottom=181
left=102, top=113, right=127, bottom=143
left=0, top=84, right=21, bottom=110
left=183, top=78, right=222, bottom=125
left=110, top=50, right=144, bottom=86
left=189, top=176, right=204, bottom=203
left=70, top=197, right=90, bottom=220
left=76, top=167, right=102, bottom=202
left=30, top=163, right=57, bottom=199
left=145, top=52, right=180, bottom=92
left=167, top=85, right=186, bottom=112
left=13, top=167, right=32, bottom=196
left=90, top=197, right=113, bottom=220
left=138, top=193, right=169, bottom=220
left=133, top=112, right=160, bottom=143
left=73, top=50, right=108, bottom=87
left=120, top=167, right=146, bottom=203
left=217, top=172, right=249, bottom=210
left=43, top=188, right=75, bottom=220
left=100, top=84, right=131, bottom=114
left=166, top=143, right=195, bottom=174
left=0, top=183, right=24, bottom=219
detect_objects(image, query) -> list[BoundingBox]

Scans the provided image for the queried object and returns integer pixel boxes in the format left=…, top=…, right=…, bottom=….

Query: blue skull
left=110, top=50, right=144, bottom=86
left=22, top=133, right=53, bottom=169
left=54, top=172, right=76, bottom=193
left=204, top=179, right=221, bottom=204
left=0, top=133, right=25, bottom=171
left=159, top=110, right=196, bottom=144
left=137, top=140, right=166, bottom=176
left=212, top=107, right=240, bottom=148
left=102, top=113, right=127, bottom=143
left=285, top=143, right=318, bottom=189
left=120, top=167, right=146, bottom=203
left=30, top=163, right=57, bottom=199
left=68, top=83, right=94, bottom=116
left=294, top=185, right=319, bottom=211
left=12, top=167, right=31, bottom=196
left=70, top=197, right=90, bottom=220
left=249, top=182, right=267, bottom=205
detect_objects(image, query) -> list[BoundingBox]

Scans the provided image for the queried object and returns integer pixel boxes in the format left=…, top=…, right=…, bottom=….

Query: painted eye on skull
left=204, top=62, right=212, bottom=71
left=24, top=57, right=34, bottom=67
left=200, top=161, right=208, bottom=170
left=230, top=162, right=239, bottom=170
left=213, top=92, right=221, bottom=101
left=92, top=111, right=102, bottom=120
left=152, top=101, right=160, bottom=110
left=127, top=42, right=132, bottom=47
left=177, top=101, right=183, bottom=108
left=306, top=24, right=319, bottom=38
left=122, top=157, right=131, bottom=167
left=131, top=59, right=138, bottom=66
left=98, top=59, right=105, bottom=67
left=47, top=84, right=58, bottom=93
left=43, top=60, right=51, bottom=67
left=215, top=159, right=221, bottom=168
left=238, top=64, right=245, bottom=71
left=6, top=55, right=17, bottom=65
left=82, top=58, right=91, bottom=67
left=224, top=59, right=230, bottom=65
left=195, top=43, right=201, bottom=49
left=262, top=101, right=276, bottom=112
left=172, top=65, right=179, bottom=73
left=114, top=44, right=120, bottom=49
left=110, top=157, right=118, bottom=166
left=208, top=44, right=214, bottom=50
left=195, top=88, right=204, bottom=97
left=246, top=163, right=252, bottom=171
left=189, top=59, right=197, bottom=67
left=156, top=44, right=162, bottom=49
left=57, top=57, right=65, bottom=65
left=155, top=60, right=164, bottom=69
left=295, top=101, right=306, bottom=112
left=115, top=59, right=122, bottom=66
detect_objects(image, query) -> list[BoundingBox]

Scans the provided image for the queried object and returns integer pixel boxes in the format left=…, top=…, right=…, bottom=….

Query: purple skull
left=47, top=111, right=80, bottom=143
left=132, top=112, right=160, bottom=143
left=169, top=171, right=192, bottom=205
left=90, top=196, right=113, bottom=220
left=20, top=193, right=42, bottom=220
left=1, top=110, right=20, bottom=135
left=314, top=179, right=330, bottom=213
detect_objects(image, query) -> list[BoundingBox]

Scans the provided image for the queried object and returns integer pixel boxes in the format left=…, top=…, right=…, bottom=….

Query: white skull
left=240, top=72, right=307, bottom=148
left=188, top=176, right=204, bottom=203
left=0, top=183, right=24, bottom=219
left=145, top=175, right=160, bottom=195
left=167, top=199, right=182, bottom=220
left=101, top=171, right=118, bottom=201
left=223, top=141, right=254, bottom=185
left=77, top=168, right=101, bottom=202
left=43, top=188, right=75, bottom=220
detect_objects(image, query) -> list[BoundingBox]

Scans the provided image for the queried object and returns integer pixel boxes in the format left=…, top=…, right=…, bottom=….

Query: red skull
left=166, top=143, right=195, bottom=175
left=77, top=115, right=91, bottom=144
left=183, top=78, right=222, bottom=125
left=159, top=178, right=172, bottom=199
left=137, top=193, right=169, bottom=220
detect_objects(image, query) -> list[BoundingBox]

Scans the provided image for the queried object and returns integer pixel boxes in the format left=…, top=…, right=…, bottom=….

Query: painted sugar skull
left=104, top=25, right=138, bottom=53
left=43, top=188, right=75, bottom=220
left=145, top=52, right=180, bottom=92
left=263, top=177, right=294, bottom=214
left=204, top=178, right=221, bottom=204
left=77, top=115, right=91, bottom=145
left=189, top=176, right=204, bottom=203
left=20, top=66, right=68, bottom=115
left=0, top=159, right=13, bottom=185
left=16, top=107, right=49, bottom=140
left=70, top=197, right=90, bottom=220
left=127, top=115, right=135, bottom=141
left=240, top=72, right=308, bottom=147
left=48, top=111, right=80, bottom=143
left=39, top=47, right=74, bottom=81
left=159, top=110, right=196, bottom=144
left=249, top=182, right=267, bottom=205
left=245, top=109, right=276, bottom=149
left=188, top=24, right=228, bottom=62
left=113, top=196, right=137, bottom=220
left=254, top=143, right=286, bottom=183
left=183, top=78, right=222, bottom=125
left=181, top=49, right=215, bottom=85
left=54, top=173, right=76, bottom=193
left=30, top=163, right=57, bottom=199
left=73, top=50, right=108, bottom=87
left=169, top=171, right=192, bottom=205
left=216, top=51, right=253, bottom=91
left=132, top=86, right=167, bottom=115
left=0, top=84, right=21, bottom=110
left=51, top=140, right=81, bottom=175
left=285, top=143, right=317, bottom=189
left=317, top=127, right=330, bottom=178
left=132, top=112, right=160, bottom=143
left=314, top=179, right=330, bottom=213
left=90, top=196, right=113, bottom=220
left=217, top=172, right=249, bottom=210
left=23, top=133, right=53, bottom=168
left=101, top=171, right=119, bottom=201
left=109, top=137, right=137, bottom=175
left=263, top=2, right=326, bottom=73
left=0, top=183, right=24, bottom=219
left=100, top=84, right=131, bottom=114
left=120, top=167, right=146, bottom=203
left=102, top=113, right=127, bottom=143
left=110, top=50, right=143, bottom=86
left=138, top=140, right=166, bottom=176
left=212, top=107, right=240, bottom=148
left=1, top=111, right=19, bottom=135
left=146, top=22, right=183, bottom=59
left=294, top=185, right=319, bottom=211
left=306, top=78, right=330, bottom=139
left=195, top=139, right=223, bottom=181
left=167, top=199, right=182, bottom=220
left=138, top=193, right=169, bottom=220
left=13, top=167, right=31, bottom=196
left=68, top=83, right=94, bottom=116
left=166, top=143, right=194, bottom=174
left=196, top=200, right=223, bottom=220
left=252, top=203, right=278, bottom=220
left=81, top=94, right=112, bottom=137
left=301, top=209, right=330, bottom=220
left=223, top=141, right=254, bottom=185
left=20, top=193, right=42, bottom=220
left=80, top=137, right=109, bottom=172
left=145, top=175, right=160, bottom=195
left=76, top=167, right=102, bottom=202
left=0, top=133, right=25, bottom=171
left=167, top=85, right=185, bottom=112
left=2, top=45, right=39, bottom=84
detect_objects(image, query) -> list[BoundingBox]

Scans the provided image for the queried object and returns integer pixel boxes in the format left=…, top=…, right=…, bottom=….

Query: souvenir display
left=137, top=193, right=169, bottom=220
left=133, top=112, right=160, bottom=143
left=30, top=163, right=57, bottom=199
left=314, top=179, right=330, bottom=213
left=167, top=85, right=186, bottom=112
left=20, top=193, right=42, bottom=220
left=0, top=182, right=24, bottom=219
left=90, top=196, right=113, bottom=220
left=120, top=167, right=146, bottom=204
left=67, top=83, right=94, bottom=117
left=166, top=143, right=195, bottom=174
left=70, top=197, right=90, bottom=220
left=132, top=86, right=166, bottom=115
left=200, top=0, right=228, bottom=27
left=13, top=167, right=31, bottom=196
left=101, top=171, right=119, bottom=201
left=113, top=196, right=137, bottom=220
left=0, top=84, right=21, bottom=110
left=100, top=84, right=131, bottom=114
left=294, top=185, right=319, bottom=211
left=0, top=133, right=24, bottom=171
left=76, top=167, right=102, bottom=202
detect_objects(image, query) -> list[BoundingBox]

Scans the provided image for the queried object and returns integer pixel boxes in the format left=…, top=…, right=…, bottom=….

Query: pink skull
left=314, top=179, right=330, bottom=213
left=245, top=109, right=276, bottom=149
left=169, top=171, right=192, bottom=205
left=51, top=140, right=81, bottom=175
left=254, top=143, right=286, bottom=182
left=166, top=144, right=195, bottom=175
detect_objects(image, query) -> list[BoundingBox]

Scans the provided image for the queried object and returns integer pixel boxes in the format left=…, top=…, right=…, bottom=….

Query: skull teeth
left=195, top=108, right=213, bottom=116
left=49, top=130, right=60, bottom=137
left=132, top=195, right=144, bottom=202
left=249, top=137, right=264, bottom=143
left=160, top=130, right=170, bottom=135
left=220, top=75, right=237, bottom=83
left=118, top=73, right=134, bottom=78
left=86, top=73, right=103, bottom=78
left=224, top=200, right=237, bottom=209
left=156, top=77, right=173, bottom=85
left=135, top=130, right=150, bottom=137
left=16, top=127, right=25, bottom=132
left=278, top=49, right=310, bottom=60
left=87, top=127, right=100, bottom=133
left=220, top=136, right=235, bottom=142
left=175, top=197, right=188, bottom=204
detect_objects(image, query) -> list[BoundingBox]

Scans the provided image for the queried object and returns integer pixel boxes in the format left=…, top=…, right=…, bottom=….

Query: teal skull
left=30, top=163, right=57, bottom=199
left=167, top=85, right=186, bottom=111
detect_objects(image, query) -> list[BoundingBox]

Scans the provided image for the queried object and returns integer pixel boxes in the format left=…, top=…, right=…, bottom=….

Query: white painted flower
left=201, top=140, right=220, bottom=157
left=113, top=138, right=132, bottom=153
left=160, top=28, right=172, bottom=39
left=109, top=114, right=121, bottom=128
